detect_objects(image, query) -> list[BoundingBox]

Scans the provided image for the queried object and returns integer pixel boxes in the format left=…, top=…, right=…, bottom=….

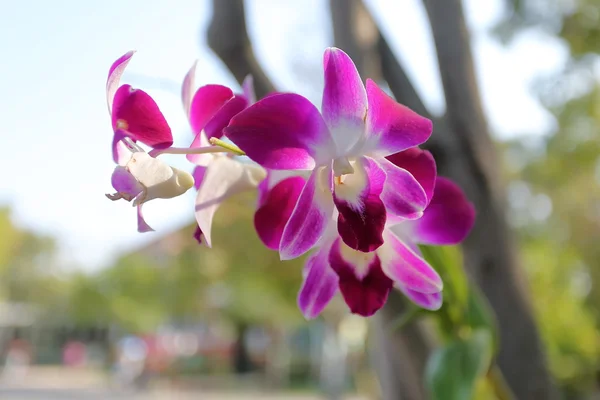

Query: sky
left=0, top=0, right=567, bottom=271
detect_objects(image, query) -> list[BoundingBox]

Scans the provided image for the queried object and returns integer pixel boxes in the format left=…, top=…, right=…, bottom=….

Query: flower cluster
left=104, top=48, right=475, bottom=318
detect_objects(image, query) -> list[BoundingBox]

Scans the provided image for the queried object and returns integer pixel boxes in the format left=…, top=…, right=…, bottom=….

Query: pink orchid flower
left=255, top=147, right=475, bottom=317
left=177, top=64, right=265, bottom=247
left=225, top=47, right=433, bottom=260
left=105, top=52, right=194, bottom=232
left=106, top=51, right=174, bottom=164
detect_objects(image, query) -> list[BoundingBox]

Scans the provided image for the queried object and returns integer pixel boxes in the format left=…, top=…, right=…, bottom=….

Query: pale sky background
left=0, top=0, right=566, bottom=271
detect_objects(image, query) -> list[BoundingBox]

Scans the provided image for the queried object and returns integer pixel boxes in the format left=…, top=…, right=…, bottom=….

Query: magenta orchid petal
left=204, top=95, right=248, bottom=140
left=225, top=93, right=335, bottom=170
left=242, top=75, right=257, bottom=105
left=111, top=85, right=173, bottom=149
left=377, top=157, right=428, bottom=221
left=181, top=60, right=198, bottom=118
left=111, top=166, right=143, bottom=201
left=334, top=157, right=386, bottom=252
left=192, top=166, right=207, bottom=190
left=322, top=47, right=367, bottom=155
left=279, top=167, right=335, bottom=260
left=255, top=176, right=306, bottom=250
left=329, top=239, right=393, bottom=317
left=106, top=50, right=135, bottom=113
left=397, top=284, right=443, bottom=311
left=365, top=79, right=433, bottom=156
left=378, top=230, right=443, bottom=293
left=386, top=148, right=437, bottom=204
left=411, top=177, right=475, bottom=245
left=189, top=84, right=235, bottom=136
left=298, top=240, right=339, bottom=319
left=136, top=205, right=154, bottom=233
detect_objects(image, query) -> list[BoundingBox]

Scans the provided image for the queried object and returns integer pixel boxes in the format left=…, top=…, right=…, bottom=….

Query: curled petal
left=195, top=156, right=266, bottom=248
left=397, top=284, right=443, bottom=310
left=334, top=157, right=386, bottom=252
left=111, top=166, right=143, bottom=201
left=107, top=50, right=135, bottom=113
left=365, top=79, right=432, bottom=156
left=112, top=85, right=173, bottom=149
left=410, top=177, right=475, bottom=245
left=298, top=240, right=339, bottom=319
left=280, top=167, right=335, bottom=260
left=329, top=239, right=393, bottom=317
left=322, top=47, right=367, bottom=155
left=255, top=176, right=306, bottom=250
left=242, top=75, right=257, bottom=105
left=137, top=204, right=154, bottom=233
left=181, top=60, right=198, bottom=118
left=386, top=148, right=436, bottom=204
left=377, top=157, right=428, bottom=221
left=378, top=230, right=443, bottom=293
left=226, top=93, right=335, bottom=170
left=189, top=84, right=234, bottom=136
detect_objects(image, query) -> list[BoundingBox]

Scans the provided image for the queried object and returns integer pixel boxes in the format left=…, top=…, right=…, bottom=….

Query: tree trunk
left=419, top=1, right=558, bottom=398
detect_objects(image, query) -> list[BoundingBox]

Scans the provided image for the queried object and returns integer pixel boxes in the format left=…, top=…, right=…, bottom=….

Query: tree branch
left=207, top=0, right=275, bottom=98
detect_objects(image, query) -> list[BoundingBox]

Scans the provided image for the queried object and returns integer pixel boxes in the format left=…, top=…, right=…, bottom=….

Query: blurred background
left=1, top=0, right=600, bottom=399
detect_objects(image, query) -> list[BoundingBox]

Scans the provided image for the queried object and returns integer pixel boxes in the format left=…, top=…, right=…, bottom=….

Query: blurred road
left=0, top=388, right=365, bottom=399
left=0, top=367, right=367, bottom=399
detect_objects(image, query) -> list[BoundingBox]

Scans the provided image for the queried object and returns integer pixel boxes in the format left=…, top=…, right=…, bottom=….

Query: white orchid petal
left=195, top=156, right=266, bottom=247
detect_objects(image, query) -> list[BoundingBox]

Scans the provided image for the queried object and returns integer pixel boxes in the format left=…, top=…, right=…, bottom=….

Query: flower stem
left=149, top=139, right=246, bottom=158
left=209, top=137, right=246, bottom=156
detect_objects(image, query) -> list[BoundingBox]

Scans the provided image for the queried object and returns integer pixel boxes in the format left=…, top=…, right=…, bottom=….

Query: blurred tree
left=0, top=207, right=63, bottom=307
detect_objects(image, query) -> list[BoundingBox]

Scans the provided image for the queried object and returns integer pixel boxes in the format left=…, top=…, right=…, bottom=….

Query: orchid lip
left=333, top=157, right=354, bottom=176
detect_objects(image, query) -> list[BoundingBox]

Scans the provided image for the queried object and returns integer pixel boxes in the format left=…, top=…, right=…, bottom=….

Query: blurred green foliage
left=65, top=193, right=305, bottom=332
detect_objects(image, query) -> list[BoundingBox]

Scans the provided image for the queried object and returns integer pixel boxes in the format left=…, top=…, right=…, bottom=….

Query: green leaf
left=420, top=245, right=469, bottom=336
left=425, top=329, right=493, bottom=400
left=465, top=285, right=499, bottom=351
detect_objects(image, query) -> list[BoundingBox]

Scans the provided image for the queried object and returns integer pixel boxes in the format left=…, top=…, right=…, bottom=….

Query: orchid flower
left=105, top=52, right=194, bottom=232
left=159, top=63, right=265, bottom=247
left=106, top=139, right=195, bottom=232
left=225, top=47, right=433, bottom=260
left=106, top=51, right=174, bottom=164
left=255, top=147, right=475, bottom=317
left=300, top=149, right=474, bottom=317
